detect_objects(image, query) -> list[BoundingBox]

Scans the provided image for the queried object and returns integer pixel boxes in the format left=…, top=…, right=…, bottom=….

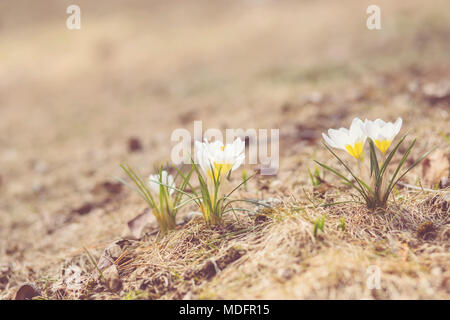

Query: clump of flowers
left=190, top=137, right=249, bottom=225
left=317, top=117, right=432, bottom=209
left=120, top=137, right=252, bottom=231
left=120, top=165, right=193, bottom=234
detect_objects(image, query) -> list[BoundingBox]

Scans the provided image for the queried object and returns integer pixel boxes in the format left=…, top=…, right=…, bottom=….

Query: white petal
left=374, top=119, right=387, bottom=128
left=162, top=171, right=175, bottom=195
left=231, top=153, right=245, bottom=171
left=322, top=132, right=340, bottom=148
left=195, top=141, right=210, bottom=177
left=349, top=118, right=366, bottom=144
left=148, top=174, right=161, bottom=194
left=391, top=117, right=402, bottom=139
left=330, top=128, right=350, bottom=148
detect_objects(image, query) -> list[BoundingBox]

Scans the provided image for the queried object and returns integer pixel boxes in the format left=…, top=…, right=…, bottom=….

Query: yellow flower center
left=345, top=142, right=363, bottom=159
left=221, top=146, right=225, bottom=151
left=207, top=162, right=233, bottom=181
left=374, top=140, right=391, bottom=155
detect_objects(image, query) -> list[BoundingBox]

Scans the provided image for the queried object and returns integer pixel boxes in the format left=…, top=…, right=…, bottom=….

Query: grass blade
left=321, top=143, right=370, bottom=198
left=379, top=135, right=407, bottom=177
left=385, top=147, right=435, bottom=201
left=368, top=139, right=380, bottom=179
left=315, top=160, right=367, bottom=200
left=384, top=139, right=416, bottom=200
left=83, top=247, right=107, bottom=286
left=226, top=172, right=256, bottom=198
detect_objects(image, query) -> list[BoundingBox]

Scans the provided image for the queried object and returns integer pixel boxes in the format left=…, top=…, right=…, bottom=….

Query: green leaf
left=173, top=196, right=203, bottom=210
left=191, top=160, right=214, bottom=217
left=313, top=215, right=325, bottom=237
left=149, top=179, right=195, bottom=199
left=321, top=143, right=370, bottom=198
left=226, top=172, right=256, bottom=198
left=173, top=164, right=196, bottom=194
left=315, top=160, right=367, bottom=201
left=385, top=146, right=435, bottom=202
left=174, top=165, right=194, bottom=205
left=368, top=139, right=380, bottom=179
left=339, top=217, right=346, bottom=231
left=120, top=164, right=157, bottom=209
left=383, top=139, right=416, bottom=201
left=379, top=135, right=407, bottom=177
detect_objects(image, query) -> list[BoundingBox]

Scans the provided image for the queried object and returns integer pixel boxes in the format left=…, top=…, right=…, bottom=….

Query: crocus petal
left=148, top=174, right=160, bottom=194
left=330, top=128, right=351, bottom=148
left=349, top=118, right=366, bottom=144
left=322, top=132, right=340, bottom=149
left=231, top=153, right=245, bottom=172
left=363, top=117, right=403, bottom=154
left=195, top=138, right=245, bottom=180
left=391, top=117, right=402, bottom=139
left=364, top=119, right=379, bottom=140
left=149, top=171, right=175, bottom=195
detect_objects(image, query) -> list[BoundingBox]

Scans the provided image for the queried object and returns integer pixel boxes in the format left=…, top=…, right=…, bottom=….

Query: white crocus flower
left=322, top=118, right=366, bottom=160
left=363, top=118, right=402, bottom=155
left=195, top=138, right=245, bottom=181
left=149, top=170, right=175, bottom=195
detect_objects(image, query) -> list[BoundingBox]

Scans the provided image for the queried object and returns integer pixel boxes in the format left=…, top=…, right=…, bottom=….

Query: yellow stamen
left=221, top=146, right=225, bottom=151
left=374, top=140, right=391, bottom=155
left=207, top=162, right=233, bottom=181
left=345, top=142, right=363, bottom=159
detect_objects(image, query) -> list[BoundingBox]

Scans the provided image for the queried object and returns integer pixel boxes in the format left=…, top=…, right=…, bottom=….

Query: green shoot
left=308, top=167, right=323, bottom=187
left=119, top=163, right=193, bottom=235
left=313, top=215, right=325, bottom=237
left=242, top=169, right=248, bottom=191
left=189, top=158, right=255, bottom=225
left=339, top=217, right=346, bottom=231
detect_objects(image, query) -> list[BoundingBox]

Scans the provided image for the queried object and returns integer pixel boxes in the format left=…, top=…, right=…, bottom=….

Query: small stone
left=128, top=137, right=143, bottom=152
left=183, top=211, right=203, bottom=223
left=127, top=209, right=154, bottom=239
left=14, top=283, right=41, bottom=300
left=72, top=203, right=94, bottom=215
left=103, top=265, right=122, bottom=292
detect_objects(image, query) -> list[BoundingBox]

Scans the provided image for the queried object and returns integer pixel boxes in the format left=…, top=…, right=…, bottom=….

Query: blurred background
left=0, top=0, right=449, bottom=295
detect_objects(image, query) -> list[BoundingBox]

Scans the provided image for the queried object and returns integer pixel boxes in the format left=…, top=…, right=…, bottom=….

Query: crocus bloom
left=363, top=118, right=402, bottom=154
left=149, top=170, right=175, bottom=195
left=195, top=138, right=245, bottom=181
left=322, top=118, right=366, bottom=160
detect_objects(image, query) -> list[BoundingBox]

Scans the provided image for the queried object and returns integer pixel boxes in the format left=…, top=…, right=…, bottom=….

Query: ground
left=0, top=0, right=449, bottom=300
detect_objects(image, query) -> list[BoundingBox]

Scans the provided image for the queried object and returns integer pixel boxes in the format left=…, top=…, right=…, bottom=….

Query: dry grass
left=42, top=191, right=448, bottom=300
